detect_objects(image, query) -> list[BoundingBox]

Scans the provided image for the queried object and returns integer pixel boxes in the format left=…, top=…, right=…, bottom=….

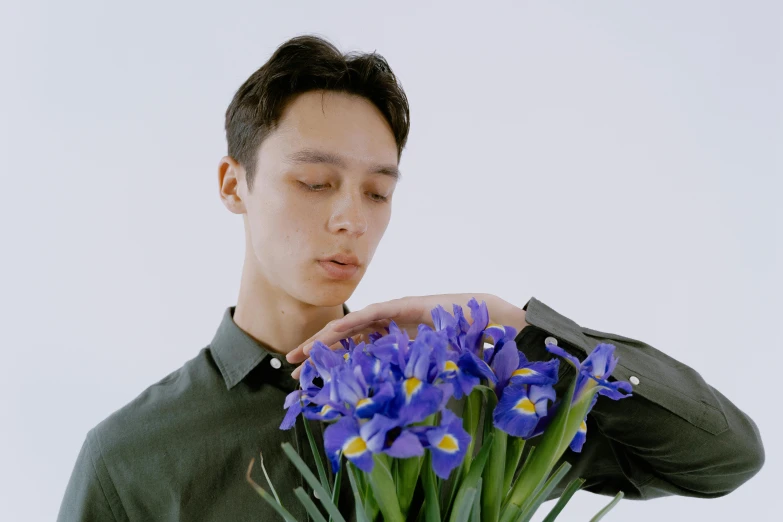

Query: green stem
left=481, top=428, right=507, bottom=522
left=303, top=417, right=332, bottom=499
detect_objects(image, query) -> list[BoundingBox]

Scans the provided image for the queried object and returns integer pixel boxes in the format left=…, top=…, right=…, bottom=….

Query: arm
left=57, top=430, right=126, bottom=521
left=511, top=297, right=765, bottom=500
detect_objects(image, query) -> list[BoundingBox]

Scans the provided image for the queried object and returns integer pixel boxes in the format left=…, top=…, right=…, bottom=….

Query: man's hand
left=286, top=293, right=529, bottom=379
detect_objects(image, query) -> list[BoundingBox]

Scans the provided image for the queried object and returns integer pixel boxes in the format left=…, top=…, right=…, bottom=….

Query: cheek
left=264, top=201, right=321, bottom=253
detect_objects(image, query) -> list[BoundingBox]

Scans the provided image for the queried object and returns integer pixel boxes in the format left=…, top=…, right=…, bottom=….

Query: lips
left=317, top=259, right=359, bottom=280
left=322, top=253, right=360, bottom=266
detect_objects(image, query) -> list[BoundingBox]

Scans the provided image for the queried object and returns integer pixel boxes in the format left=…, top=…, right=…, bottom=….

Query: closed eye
left=298, top=181, right=388, bottom=203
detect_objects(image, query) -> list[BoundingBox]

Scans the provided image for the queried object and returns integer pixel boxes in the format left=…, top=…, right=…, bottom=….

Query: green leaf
left=503, top=445, right=535, bottom=508
left=540, top=477, right=585, bottom=522
left=247, top=479, right=298, bottom=522
left=294, top=487, right=328, bottom=522
left=447, top=432, right=494, bottom=522
left=281, top=442, right=346, bottom=522
left=422, top=452, right=441, bottom=522
left=516, top=461, right=572, bottom=522
left=498, top=504, right=520, bottom=522
left=555, top=388, right=600, bottom=459
left=345, top=463, right=370, bottom=522
left=503, top=446, right=536, bottom=509
left=363, top=477, right=379, bottom=522
left=396, top=455, right=424, bottom=517
left=303, top=417, right=332, bottom=499
left=246, top=455, right=298, bottom=522
left=477, top=385, right=499, bottom=443
left=452, top=486, right=478, bottom=522
left=258, top=451, right=282, bottom=505
left=505, top=371, right=578, bottom=509
left=446, top=391, right=482, bottom=509
left=328, top=465, right=342, bottom=522
left=367, top=453, right=405, bottom=522
left=469, top=478, right=482, bottom=522
left=503, top=437, right=526, bottom=496
left=589, top=491, right=624, bottom=522
left=446, top=386, right=495, bottom=516
left=481, top=427, right=507, bottom=522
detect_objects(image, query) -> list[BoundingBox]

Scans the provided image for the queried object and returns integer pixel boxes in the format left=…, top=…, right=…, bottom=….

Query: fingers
left=291, top=319, right=391, bottom=362
left=286, top=345, right=307, bottom=364
left=293, top=317, right=351, bottom=360
left=290, top=332, right=365, bottom=379
left=288, top=326, right=388, bottom=380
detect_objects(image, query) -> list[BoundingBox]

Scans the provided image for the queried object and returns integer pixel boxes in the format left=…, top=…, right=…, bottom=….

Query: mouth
left=317, top=259, right=360, bottom=280
left=321, top=253, right=361, bottom=266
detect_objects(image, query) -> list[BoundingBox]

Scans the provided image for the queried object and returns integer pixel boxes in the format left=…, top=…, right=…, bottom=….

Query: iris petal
left=490, top=338, right=520, bottom=392
left=426, top=409, right=471, bottom=479
left=324, top=416, right=374, bottom=473
left=569, top=418, right=588, bottom=452
left=385, top=429, right=425, bottom=458
left=465, top=298, right=490, bottom=353
left=494, top=383, right=552, bottom=438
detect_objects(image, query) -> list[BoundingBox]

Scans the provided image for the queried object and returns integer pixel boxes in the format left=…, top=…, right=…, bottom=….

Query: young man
left=57, top=35, right=765, bottom=521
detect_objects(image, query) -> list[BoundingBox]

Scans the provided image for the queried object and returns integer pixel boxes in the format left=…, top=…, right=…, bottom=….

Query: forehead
left=266, top=91, right=399, bottom=175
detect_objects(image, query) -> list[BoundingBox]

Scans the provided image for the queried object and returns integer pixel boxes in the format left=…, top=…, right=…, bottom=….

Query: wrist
left=487, top=294, right=530, bottom=334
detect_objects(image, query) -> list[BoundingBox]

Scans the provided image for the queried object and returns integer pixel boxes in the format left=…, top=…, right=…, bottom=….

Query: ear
left=217, top=156, right=247, bottom=215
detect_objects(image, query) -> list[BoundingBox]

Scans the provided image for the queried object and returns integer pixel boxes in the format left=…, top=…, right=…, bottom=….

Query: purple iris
left=388, top=330, right=445, bottom=424
left=539, top=342, right=633, bottom=452
left=493, top=382, right=558, bottom=438
left=464, top=298, right=490, bottom=354
left=420, top=408, right=471, bottom=479
left=433, top=342, right=478, bottom=399
left=279, top=355, right=329, bottom=430
left=334, top=364, right=395, bottom=419
left=281, top=297, right=629, bottom=481
left=430, top=302, right=498, bottom=393
left=324, top=414, right=424, bottom=473
left=545, top=342, right=633, bottom=404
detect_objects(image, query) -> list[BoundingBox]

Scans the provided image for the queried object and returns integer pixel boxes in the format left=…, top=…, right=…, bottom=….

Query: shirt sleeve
left=57, top=429, right=127, bottom=522
left=516, top=296, right=765, bottom=501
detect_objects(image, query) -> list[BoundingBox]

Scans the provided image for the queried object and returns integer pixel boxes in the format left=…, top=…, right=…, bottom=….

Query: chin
left=296, top=283, right=358, bottom=308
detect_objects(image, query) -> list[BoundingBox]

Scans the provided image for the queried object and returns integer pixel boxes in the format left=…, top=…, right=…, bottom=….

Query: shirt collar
left=210, top=303, right=351, bottom=390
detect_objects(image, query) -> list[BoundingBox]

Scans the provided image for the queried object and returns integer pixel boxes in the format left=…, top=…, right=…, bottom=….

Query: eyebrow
left=285, top=148, right=401, bottom=181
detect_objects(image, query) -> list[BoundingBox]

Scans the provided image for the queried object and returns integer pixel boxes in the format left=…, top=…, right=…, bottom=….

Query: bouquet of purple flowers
left=248, top=297, right=633, bottom=521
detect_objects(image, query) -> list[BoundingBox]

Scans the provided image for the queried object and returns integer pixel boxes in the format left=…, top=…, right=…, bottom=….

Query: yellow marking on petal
left=319, top=405, right=333, bottom=415
left=343, top=436, right=367, bottom=457
left=579, top=420, right=587, bottom=432
left=512, top=368, right=538, bottom=378
left=343, top=353, right=350, bottom=360
left=405, top=377, right=422, bottom=400
left=514, top=397, right=536, bottom=414
left=444, top=361, right=459, bottom=372
left=437, top=434, right=459, bottom=453
left=356, top=398, right=372, bottom=409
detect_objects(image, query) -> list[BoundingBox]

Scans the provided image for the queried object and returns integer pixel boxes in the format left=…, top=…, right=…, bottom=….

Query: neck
left=232, top=253, right=345, bottom=357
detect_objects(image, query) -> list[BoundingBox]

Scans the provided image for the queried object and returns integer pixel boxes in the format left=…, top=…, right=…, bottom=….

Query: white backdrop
left=1, top=1, right=779, bottom=520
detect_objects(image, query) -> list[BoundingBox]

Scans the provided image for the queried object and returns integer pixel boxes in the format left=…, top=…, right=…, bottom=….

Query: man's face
left=235, top=90, right=399, bottom=306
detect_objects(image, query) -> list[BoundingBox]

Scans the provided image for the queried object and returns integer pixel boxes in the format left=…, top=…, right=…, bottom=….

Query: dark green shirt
left=57, top=297, right=765, bottom=521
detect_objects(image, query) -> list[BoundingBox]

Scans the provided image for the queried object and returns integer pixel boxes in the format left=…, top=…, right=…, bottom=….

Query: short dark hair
left=224, top=34, right=411, bottom=192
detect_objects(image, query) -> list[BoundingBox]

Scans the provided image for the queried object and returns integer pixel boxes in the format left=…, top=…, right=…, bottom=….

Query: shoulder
left=90, top=347, right=221, bottom=460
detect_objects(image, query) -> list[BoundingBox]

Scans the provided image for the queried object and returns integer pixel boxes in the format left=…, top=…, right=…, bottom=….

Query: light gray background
left=1, top=1, right=779, bottom=520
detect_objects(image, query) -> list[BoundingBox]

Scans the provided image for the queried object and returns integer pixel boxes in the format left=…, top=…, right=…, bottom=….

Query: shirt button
left=544, top=336, right=558, bottom=347
left=630, top=376, right=640, bottom=385
left=270, top=358, right=282, bottom=369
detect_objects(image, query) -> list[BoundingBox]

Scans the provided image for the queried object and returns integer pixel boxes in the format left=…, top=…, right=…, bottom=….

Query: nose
left=327, top=189, right=368, bottom=236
